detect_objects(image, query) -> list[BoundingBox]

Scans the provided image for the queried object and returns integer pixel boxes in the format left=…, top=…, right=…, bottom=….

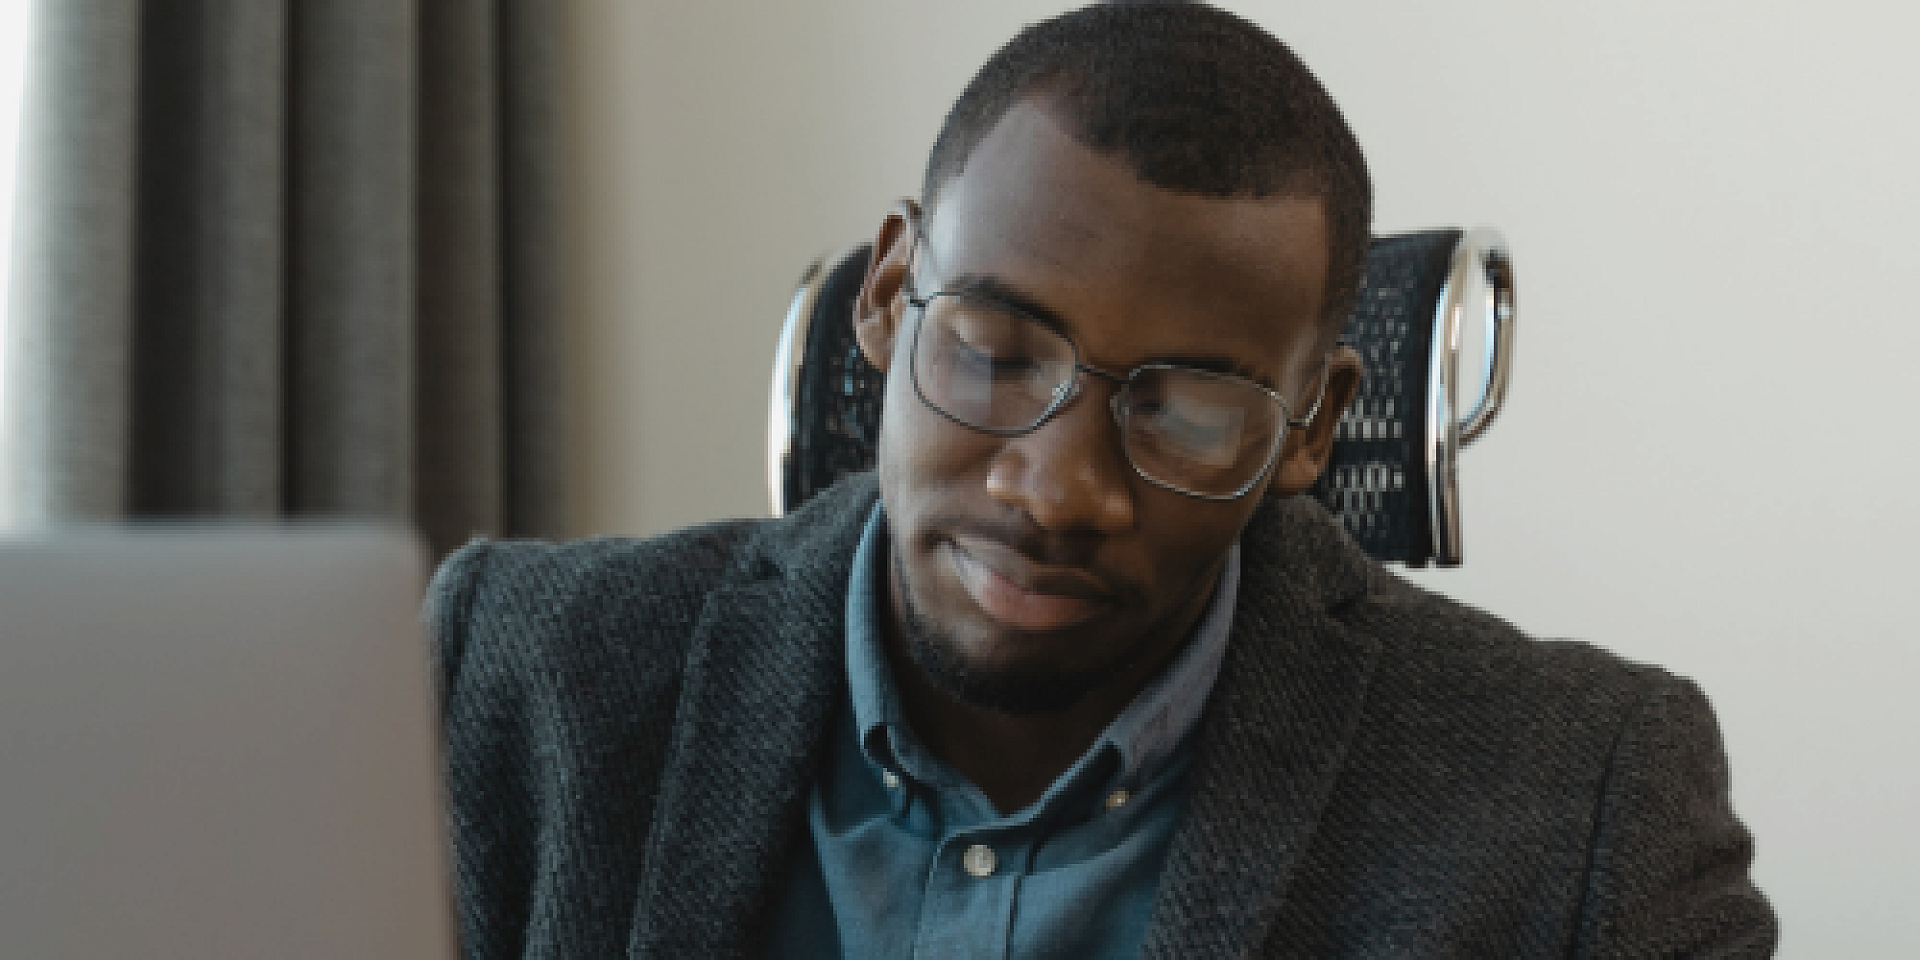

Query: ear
left=1267, top=344, right=1363, bottom=497
left=852, top=199, right=920, bottom=373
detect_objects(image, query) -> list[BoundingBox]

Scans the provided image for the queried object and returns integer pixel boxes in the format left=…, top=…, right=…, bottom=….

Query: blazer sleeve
left=424, top=540, right=538, bottom=960
left=426, top=539, right=491, bottom=709
left=1575, top=672, right=1778, bottom=958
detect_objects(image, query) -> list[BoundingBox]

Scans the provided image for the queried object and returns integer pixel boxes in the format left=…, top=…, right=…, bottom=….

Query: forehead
left=924, top=98, right=1331, bottom=380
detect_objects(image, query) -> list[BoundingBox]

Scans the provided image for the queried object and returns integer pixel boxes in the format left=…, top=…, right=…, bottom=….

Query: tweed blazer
left=431, top=472, right=1775, bottom=958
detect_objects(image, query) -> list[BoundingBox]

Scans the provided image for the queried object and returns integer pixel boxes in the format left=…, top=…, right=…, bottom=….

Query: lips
left=945, top=536, right=1113, bottom=632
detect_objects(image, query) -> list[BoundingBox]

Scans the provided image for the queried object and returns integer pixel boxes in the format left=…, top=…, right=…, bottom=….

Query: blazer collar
left=1143, top=494, right=1383, bottom=958
left=628, top=475, right=879, bottom=957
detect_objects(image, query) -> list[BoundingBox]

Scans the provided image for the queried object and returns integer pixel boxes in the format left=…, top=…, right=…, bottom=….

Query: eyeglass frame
left=898, top=214, right=1332, bottom=502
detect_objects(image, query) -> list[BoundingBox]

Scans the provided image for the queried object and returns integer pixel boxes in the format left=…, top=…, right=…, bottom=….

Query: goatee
left=893, top=552, right=1129, bottom=716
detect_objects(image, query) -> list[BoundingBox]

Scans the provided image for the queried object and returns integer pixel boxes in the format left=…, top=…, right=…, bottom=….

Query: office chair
left=767, top=229, right=1514, bottom=567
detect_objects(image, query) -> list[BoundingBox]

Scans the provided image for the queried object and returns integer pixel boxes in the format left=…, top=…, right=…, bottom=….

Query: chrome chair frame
left=1425, top=228, right=1516, bottom=565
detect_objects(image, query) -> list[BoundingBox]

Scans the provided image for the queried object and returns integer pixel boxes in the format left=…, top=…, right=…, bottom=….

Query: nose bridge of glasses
left=1043, top=360, right=1129, bottom=430
left=1075, top=361, right=1129, bottom=387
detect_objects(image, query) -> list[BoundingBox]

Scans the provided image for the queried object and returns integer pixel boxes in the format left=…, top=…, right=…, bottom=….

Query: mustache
left=921, top=510, right=1136, bottom=605
left=933, top=510, right=1100, bottom=568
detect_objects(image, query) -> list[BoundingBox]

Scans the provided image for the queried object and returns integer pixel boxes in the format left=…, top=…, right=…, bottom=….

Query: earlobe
left=1269, top=345, right=1363, bottom=496
left=852, top=199, right=921, bottom=373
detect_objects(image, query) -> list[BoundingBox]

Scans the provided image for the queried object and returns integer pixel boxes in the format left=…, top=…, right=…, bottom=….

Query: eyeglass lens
left=911, top=293, right=1286, bottom=498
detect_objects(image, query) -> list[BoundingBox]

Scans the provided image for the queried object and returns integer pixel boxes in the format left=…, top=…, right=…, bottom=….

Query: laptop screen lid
left=0, top=525, right=454, bottom=959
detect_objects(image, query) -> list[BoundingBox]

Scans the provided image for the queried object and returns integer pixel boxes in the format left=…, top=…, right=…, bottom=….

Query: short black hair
left=923, top=2, right=1372, bottom=330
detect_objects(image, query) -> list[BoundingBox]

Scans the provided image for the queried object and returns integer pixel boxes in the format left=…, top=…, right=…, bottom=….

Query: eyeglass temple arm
left=1291, top=354, right=1336, bottom=429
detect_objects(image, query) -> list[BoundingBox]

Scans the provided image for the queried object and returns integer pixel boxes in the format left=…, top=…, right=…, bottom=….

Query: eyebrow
left=942, top=272, right=1279, bottom=392
left=1147, top=355, right=1276, bottom=391
left=946, top=273, right=1073, bottom=335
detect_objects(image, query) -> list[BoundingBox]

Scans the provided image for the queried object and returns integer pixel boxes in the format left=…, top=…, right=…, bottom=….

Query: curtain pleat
left=130, top=0, right=286, bottom=516
left=416, top=0, right=504, bottom=553
left=2, top=0, right=141, bottom=521
left=2, top=0, right=565, bottom=557
left=286, top=0, right=417, bottom=519
left=497, top=0, right=565, bottom=541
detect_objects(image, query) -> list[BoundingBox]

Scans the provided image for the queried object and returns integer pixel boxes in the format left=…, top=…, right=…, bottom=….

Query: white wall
left=558, top=3, right=1920, bottom=954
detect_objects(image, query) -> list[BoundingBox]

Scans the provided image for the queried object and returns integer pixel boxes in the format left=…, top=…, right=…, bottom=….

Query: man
left=432, top=4, right=1774, bottom=957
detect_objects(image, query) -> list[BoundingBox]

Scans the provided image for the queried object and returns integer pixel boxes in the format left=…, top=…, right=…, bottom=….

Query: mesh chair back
left=1311, top=231, right=1459, bottom=564
left=778, top=248, right=884, bottom=513
left=770, top=230, right=1512, bottom=566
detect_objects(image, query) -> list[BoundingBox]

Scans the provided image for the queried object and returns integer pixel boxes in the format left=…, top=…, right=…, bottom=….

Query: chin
left=903, top=624, right=1107, bottom=716
left=896, top=554, right=1128, bottom=716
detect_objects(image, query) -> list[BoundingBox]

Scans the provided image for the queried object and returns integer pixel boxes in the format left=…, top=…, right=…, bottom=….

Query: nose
left=984, top=378, right=1137, bottom=534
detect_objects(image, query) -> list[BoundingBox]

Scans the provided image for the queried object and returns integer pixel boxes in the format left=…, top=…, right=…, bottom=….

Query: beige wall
left=557, top=3, right=1920, bottom=954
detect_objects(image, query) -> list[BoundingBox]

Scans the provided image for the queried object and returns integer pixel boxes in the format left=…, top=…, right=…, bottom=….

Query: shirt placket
left=913, top=825, right=1033, bottom=960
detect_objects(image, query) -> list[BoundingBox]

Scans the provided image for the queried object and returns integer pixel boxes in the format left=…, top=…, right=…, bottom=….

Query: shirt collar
left=844, top=507, right=911, bottom=763
left=845, top=506, right=1238, bottom=792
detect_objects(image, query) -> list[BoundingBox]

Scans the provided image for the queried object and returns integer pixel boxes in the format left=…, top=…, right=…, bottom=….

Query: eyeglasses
left=903, top=224, right=1328, bottom=501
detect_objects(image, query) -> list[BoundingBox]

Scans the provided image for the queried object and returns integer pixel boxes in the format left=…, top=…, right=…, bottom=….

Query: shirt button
left=962, top=844, right=997, bottom=878
left=1105, top=789, right=1131, bottom=811
left=880, top=770, right=900, bottom=790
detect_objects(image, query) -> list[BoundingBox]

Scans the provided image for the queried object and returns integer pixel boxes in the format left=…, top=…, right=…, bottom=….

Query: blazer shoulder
left=1345, top=566, right=1670, bottom=714
left=427, top=472, right=879, bottom=696
left=434, top=517, right=765, bottom=608
left=427, top=518, right=768, bottom=692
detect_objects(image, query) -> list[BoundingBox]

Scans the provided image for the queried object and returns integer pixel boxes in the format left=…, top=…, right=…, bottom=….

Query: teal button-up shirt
left=766, top=508, right=1239, bottom=958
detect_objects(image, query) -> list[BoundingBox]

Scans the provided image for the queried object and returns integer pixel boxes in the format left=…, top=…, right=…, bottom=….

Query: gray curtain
left=1, top=0, right=565, bottom=558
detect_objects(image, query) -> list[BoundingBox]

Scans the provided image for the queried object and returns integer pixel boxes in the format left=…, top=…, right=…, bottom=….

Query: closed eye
left=953, top=341, right=1044, bottom=380
left=1147, top=403, right=1236, bottom=446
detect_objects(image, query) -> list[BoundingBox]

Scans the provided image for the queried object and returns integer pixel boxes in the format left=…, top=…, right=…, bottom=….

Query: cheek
left=1134, top=504, right=1258, bottom=605
left=873, top=364, right=925, bottom=491
left=877, top=373, right=992, bottom=491
left=875, top=391, right=1003, bottom=570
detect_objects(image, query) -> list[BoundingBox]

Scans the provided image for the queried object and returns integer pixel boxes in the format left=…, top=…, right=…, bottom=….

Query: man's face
left=854, top=99, right=1354, bottom=714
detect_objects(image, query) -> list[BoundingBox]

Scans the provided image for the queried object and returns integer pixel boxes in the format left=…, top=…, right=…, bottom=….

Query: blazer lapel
left=1143, top=496, right=1382, bottom=959
left=628, top=480, right=876, bottom=958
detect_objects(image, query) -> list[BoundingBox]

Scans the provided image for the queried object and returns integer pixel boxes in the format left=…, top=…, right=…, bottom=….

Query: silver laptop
left=0, top=525, right=455, bottom=959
